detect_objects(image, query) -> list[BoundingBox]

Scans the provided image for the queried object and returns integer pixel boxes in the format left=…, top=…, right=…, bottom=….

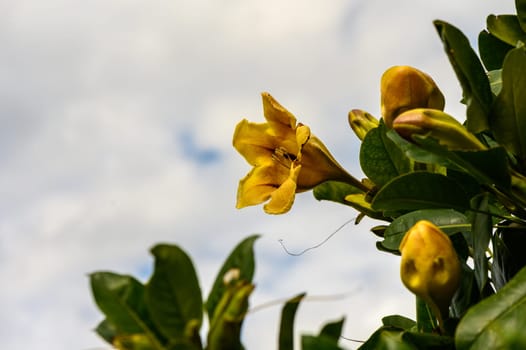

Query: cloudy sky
left=1, top=0, right=516, bottom=349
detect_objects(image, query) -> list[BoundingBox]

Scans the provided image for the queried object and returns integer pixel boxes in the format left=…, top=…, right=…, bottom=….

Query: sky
left=0, top=1, right=517, bottom=349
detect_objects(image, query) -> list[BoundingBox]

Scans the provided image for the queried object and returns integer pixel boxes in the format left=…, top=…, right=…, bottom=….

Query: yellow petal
left=236, top=164, right=290, bottom=208
left=262, top=92, right=298, bottom=137
left=233, top=119, right=276, bottom=166
left=263, top=165, right=301, bottom=214
left=295, top=124, right=311, bottom=153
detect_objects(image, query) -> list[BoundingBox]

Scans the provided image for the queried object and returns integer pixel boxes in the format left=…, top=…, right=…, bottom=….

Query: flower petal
left=236, top=164, right=290, bottom=208
left=262, top=92, right=297, bottom=137
left=295, top=124, right=311, bottom=154
left=263, top=165, right=301, bottom=214
left=233, top=119, right=276, bottom=166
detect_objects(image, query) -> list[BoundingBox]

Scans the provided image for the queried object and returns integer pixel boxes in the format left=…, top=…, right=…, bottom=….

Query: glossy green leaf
left=451, top=263, right=480, bottom=319
left=313, top=181, right=363, bottom=205
left=491, top=47, right=526, bottom=160
left=491, top=232, right=510, bottom=291
left=487, top=15, right=526, bottom=47
left=360, top=124, right=411, bottom=187
left=313, top=181, right=383, bottom=219
left=95, top=319, right=118, bottom=344
left=279, top=293, right=306, bottom=350
left=416, top=296, right=437, bottom=333
left=389, top=130, right=511, bottom=189
left=301, top=318, right=346, bottom=350
left=371, top=172, right=470, bottom=212
left=456, top=266, right=526, bottom=349
left=434, top=20, right=493, bottom=133
left=301, top=336, right=345, bottom=350
left=518, top=0, right=526, bottom=31
left=479, top=30, right=514, bottom=71
left=207, top=282, right=254, bottom=350
left=381, top=209, right=469, bottom=251
left=386, top=130, right=452, bottom=167
left=487, top=69, right=503, bottom=96
left=358, top=327, right=417, bottom=350
left=206, top=235, right=259, bottom=321
left=145, top=244, right=203, bottom=346
left=401, top=332, right=454, bottom=349
left=319, top=318, right=345, bottom=343
left=381, top=315, right=416, bottom=330
left=470, top=194, right=492, bottom=293
left=90, top=272, right=163, bottom=348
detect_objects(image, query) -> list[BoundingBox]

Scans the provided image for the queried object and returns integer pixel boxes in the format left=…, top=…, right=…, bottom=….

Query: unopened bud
left=399, top=220, right=461, bottom=330
left=348, top=109, right=379, bottom=141
left=392, top=108, right=486, bottom=151
left=381, top=66, right=445, bottom=128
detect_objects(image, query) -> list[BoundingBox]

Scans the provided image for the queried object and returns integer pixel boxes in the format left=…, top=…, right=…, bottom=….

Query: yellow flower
left=381, top=66, right=445, bottom=128
left=233, top=92, right=366, bottom=214
left=399, top=220, right=461, bottom=331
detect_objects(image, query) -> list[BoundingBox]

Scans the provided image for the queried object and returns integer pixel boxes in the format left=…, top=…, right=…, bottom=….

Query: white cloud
left=0, top=0, right=516, bottom=349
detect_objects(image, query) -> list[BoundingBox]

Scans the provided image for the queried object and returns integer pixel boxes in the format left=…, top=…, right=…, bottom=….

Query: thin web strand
left=278, top=216, right=356, bottom=256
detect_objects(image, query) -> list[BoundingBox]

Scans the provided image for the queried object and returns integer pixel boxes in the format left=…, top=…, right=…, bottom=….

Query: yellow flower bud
left=381, top=66, right=445, bottom=128
left=348, top=109, right=380, bottom=140
left=392, top=108, right=486, bottom=151
left=399, top=220, right=461, bottom=330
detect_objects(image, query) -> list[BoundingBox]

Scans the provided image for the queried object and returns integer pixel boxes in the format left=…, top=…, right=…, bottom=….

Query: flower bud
left=381, top=66, right=445, bottom=128
left=399, top=220, right=461, bottom=329
left=392, top=108, right=486, bottom=151
left=348, top=109, right=379, bottom=141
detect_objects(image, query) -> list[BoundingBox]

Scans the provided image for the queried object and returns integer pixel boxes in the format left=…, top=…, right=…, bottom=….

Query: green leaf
left=90, top=272, right=163, bottom=348
left=470, top=194, right=492, bottom=293
left=358, top=327, right=417, bottom=350
left=301, top=335, right=345, bottom=350
left=381, top=209, right=469, bottom=251
left=313, top=181, right=363, bottom=205
left=434, top=20, right=493, bottom=133
left=95, top=319, right=118, bottom=344
left=416, top=296, right=437, bottom=333
left=487, top=69, right=503, bottom=96
left=491, top=46, right=526, bottom=160
left=388, top=130, right=511, bottom=190
left=517, top=0, right=526, bottom=31
left=487, top=15, right=526, bottom=47
left=319, top=318, right=345, bottom=343
left=451, top=263, right=480, bottom=319
left=386, top=130, right=452, bottom=166
left=360, top=123, right=411, bottom=187
left=301, top=318, right=346, bottom=350
left=145, top=244, right=203, bottom=346
left=479, top=30, right=514, bottom=71
left=371, top=172, right=470, bottom=212
left=206, top=235, right=259, bottom=321
left=401, top=332, right=454, bottom=349
left=207, top=282, right=254, bottom=350
left=456, top=266, right=526, bottom=349
left=381, top=315, right=416, bottom=330
left=279, top=293, right=306, bottom=350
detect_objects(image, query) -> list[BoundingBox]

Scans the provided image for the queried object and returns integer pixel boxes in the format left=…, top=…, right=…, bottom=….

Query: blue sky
left=0, top=1, right=516, bottom=349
